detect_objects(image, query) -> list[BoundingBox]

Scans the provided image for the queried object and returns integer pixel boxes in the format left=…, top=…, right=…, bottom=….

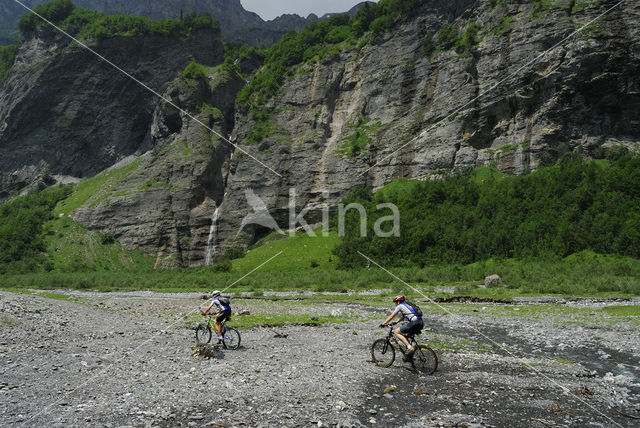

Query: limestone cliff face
left=214, top=0, right=640, bottom=255
left=2, top=0, right=639, bottom=267
left=211, top=0, right=640, bottom=254
left=0, top=26, right=222, bottom=197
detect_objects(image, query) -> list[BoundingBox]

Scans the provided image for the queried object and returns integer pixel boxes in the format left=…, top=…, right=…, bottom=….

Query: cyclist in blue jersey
left=203, top=290, right=231, bottom=344
left=379, top=295, right=423, bottom=355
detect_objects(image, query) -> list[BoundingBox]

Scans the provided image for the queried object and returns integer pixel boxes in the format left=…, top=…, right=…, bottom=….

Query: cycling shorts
left=400, top=317, right=423, bottom=335
left=216, top=309, right=231, bottom=323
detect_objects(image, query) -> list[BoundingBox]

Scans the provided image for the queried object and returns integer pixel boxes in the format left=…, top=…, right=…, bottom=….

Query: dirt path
left=1, top=290, right=638, bottom=427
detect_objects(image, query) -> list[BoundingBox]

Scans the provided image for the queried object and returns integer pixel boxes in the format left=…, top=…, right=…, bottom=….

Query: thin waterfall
left=204, top=206, right=220, bottom=266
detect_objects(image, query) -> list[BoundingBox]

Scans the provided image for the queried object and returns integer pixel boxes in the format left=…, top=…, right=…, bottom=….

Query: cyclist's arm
left=204, top=303, right=213, bottom=314
left=380, top=311, right=399, bottom=327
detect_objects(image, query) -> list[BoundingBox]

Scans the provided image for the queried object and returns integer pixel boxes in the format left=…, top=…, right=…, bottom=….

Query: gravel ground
left=1, top=290, right=639, bottom=427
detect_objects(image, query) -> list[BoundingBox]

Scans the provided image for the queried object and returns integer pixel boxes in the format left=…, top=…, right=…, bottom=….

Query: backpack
left=405, top=301, right=423, bottom=317
left=218, top=296, right=231, bottom=307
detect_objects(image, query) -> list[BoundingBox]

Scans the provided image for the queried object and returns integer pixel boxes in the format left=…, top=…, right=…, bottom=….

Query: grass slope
left=232, top=229, right=340, bottom=273
left=42, top=216, right=152, bottom=273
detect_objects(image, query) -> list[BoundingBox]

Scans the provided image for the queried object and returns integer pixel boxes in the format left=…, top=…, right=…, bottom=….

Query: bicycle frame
left=203, top=315, right=228, bottom=338
left=384, top=325, right=419, bottom=351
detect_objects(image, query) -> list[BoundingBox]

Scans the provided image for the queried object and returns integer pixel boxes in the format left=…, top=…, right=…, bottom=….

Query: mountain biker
left=203, top=290, right=231, bottom=344
left=379, top=295, right=423, bottom=355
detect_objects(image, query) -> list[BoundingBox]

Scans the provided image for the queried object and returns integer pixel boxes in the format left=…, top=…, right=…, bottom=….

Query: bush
left=370, top=15, right=395, bottom=39
left=325, top=25, right=353, bottom=44
left=211, top=259, right=232, bottom=273
left=455, top=20, right=483, bottom=55
left=437, top=23, right=459, bottom=50
left=181, top=59, right=207, bottom=81
left=225, top=247, right=246, bottom=260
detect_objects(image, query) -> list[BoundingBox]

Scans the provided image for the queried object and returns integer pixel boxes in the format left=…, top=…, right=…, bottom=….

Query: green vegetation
left=55, top=158, right=143, bottom=215
left=42, top=215, right=151, bottom=273
left=337, top=116, right=383, bottom=158
left=456, top=20, right=483, bottom=55
left=600, top=305, right=640, bottom=317
left=0, top=42, right=18, bottom=85
left=18, top=0, right=218, bottom=42
left=180, top=59, right=208, bottom=81
left=246, top=115, right=282, bottom=144
left=2, top=250, right=639, bottom=296
left=5, top=154, right=638, bottom=295
left=494, top=17, right=513, bottom=36
left=237, top=0, right=433, bottom=115
left=423, top=20, right=484, bottom=58
left=159, top=141, right=189, bottom=156
left=436, top=23, right=460, bottom=51
left=529, top=0, right=556, bottom=19
left=0, top=186, right=72, bottom=273
left=234, top=228, right=341, bottom=273
left=198, top=103, right=223, bottom=118
left=571, top=2, right=591, bottom=14
left=0, top=180, right=150, bottom=274
left=18, top=0, right=75, bottom=34
left=334, top=156, right=640, bottom=269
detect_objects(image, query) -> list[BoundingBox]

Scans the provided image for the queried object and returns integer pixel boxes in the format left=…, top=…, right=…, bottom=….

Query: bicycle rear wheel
left=371, top=339, right=395, bottom=368
left=410, top=345, right=438, bottom=375
left=222, top=327, right=241, bottom=350
left=195, top=324, right=212, bottom=344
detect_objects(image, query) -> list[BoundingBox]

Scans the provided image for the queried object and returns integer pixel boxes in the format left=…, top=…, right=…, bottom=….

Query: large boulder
left=483, top=274, right=502, bottom=288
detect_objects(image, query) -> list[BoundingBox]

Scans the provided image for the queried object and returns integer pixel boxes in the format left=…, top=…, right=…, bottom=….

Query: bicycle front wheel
left=371, top=339, right=395, bottom=368
left=195, top=324, right=212, bottom=344
left=222, top=327, right=241, bottom=350
left=410, top=345, right=438, bottom=375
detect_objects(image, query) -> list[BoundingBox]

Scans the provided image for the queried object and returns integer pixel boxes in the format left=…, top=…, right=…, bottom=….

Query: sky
left=240, top=0, right=378, bottom=21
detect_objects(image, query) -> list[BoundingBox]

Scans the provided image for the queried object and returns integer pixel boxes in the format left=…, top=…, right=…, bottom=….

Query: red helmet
left=393, top=295, right=405, bottom=303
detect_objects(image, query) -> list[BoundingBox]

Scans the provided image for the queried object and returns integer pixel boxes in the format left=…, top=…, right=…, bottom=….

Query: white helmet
left=212, top=290, right=221, bottom=297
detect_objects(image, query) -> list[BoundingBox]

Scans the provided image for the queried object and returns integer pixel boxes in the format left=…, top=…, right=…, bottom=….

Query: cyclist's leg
left=393, top=325, right=412, bottom=351
left=214, top=311, right=229, bottom=342
left=213, top=314, right=223, bottom=338
left=396, top=319, right=421, bottom=352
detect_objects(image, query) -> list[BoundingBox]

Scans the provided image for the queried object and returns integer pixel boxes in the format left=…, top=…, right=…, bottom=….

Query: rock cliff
left=70, top=54, right=260, bottom=268
left=0, top=25, right=222, bottom=197
left=212, top=0, right=639, bottom=258
left=2, top=0, right=639, bottom=267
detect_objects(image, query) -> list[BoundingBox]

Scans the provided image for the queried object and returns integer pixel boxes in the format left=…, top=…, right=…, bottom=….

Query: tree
left=18, top=0, right=76, bottom=35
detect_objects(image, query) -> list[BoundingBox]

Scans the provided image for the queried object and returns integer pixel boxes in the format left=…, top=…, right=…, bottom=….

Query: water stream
left=204, top=206, right=220, bottom=266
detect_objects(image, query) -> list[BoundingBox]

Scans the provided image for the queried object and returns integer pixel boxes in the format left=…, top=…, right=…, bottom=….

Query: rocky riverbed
left=1, top=290, right=639, bottom=427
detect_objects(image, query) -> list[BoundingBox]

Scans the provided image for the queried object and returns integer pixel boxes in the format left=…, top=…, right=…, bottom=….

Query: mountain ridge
left=0, top=0, right=375, bottom=46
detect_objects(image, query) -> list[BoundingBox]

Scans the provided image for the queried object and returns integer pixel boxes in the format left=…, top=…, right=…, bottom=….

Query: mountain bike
left=195, top=313, right=241, bottom=350
left=370, top=324, right=437, bottom=375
